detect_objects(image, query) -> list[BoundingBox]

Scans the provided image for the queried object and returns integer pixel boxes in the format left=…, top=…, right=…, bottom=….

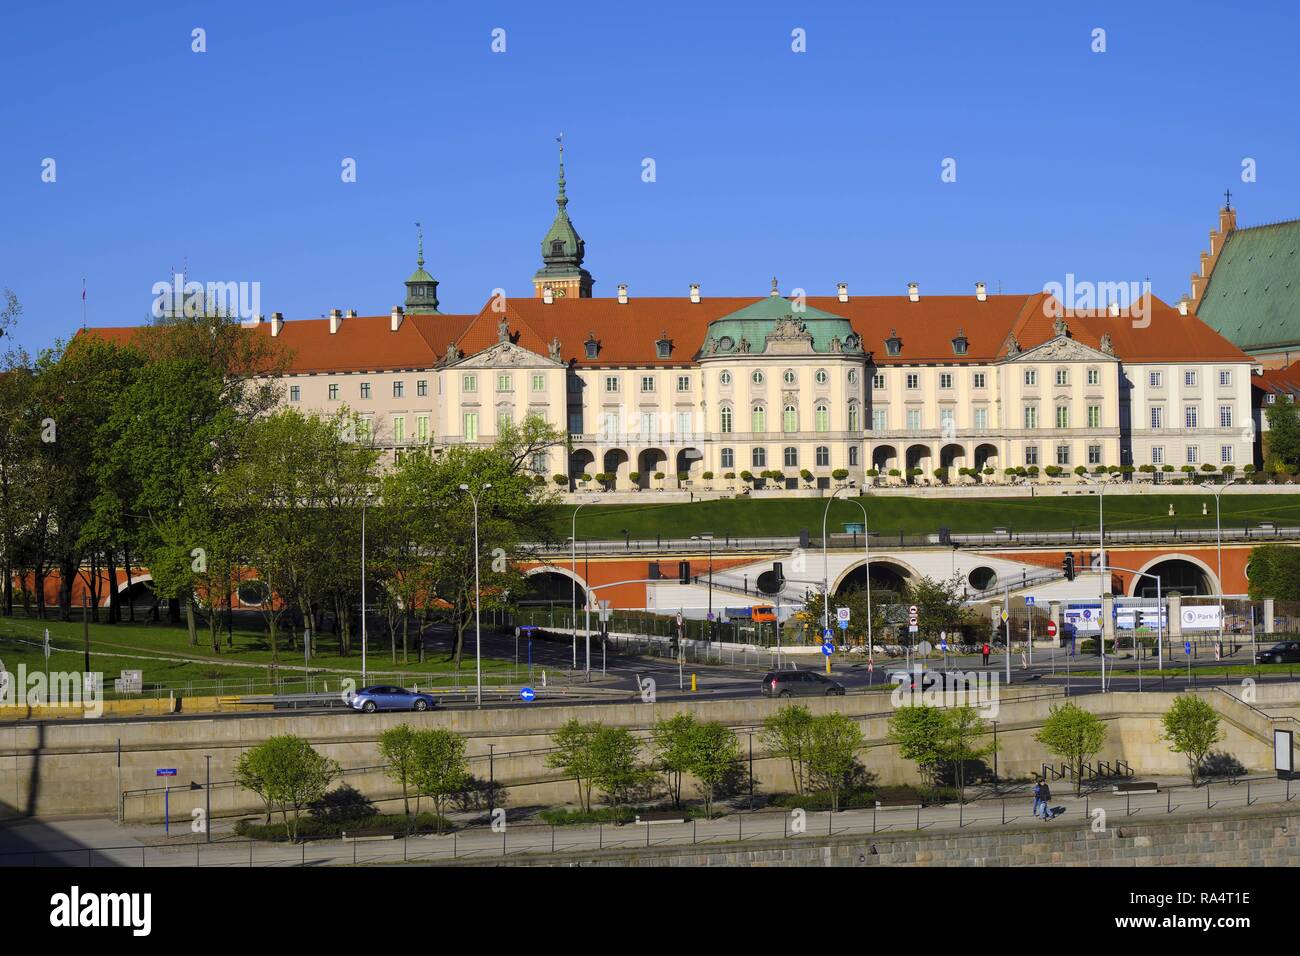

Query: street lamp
left=1213, top=477, right=1238, bottom=652
left=570, top=503, right=590, bottom=671
left=1106, top=564, right=1164, bottom=685
left=821, top=486, right=872, bottom=656
left=691, top=533, right=715, bottom=638
left=361, top=491, right=372, bottom=687
left=459, top=482, right=492, bottom=709
left=1081, top=472, right=1111, bottom=689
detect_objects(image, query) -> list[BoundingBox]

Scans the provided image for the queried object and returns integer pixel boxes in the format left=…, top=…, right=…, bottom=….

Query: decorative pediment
left=764, top=314, right=816, bottom=354
left=453, top=340, right=565, bottom=369
left=1007, top=335, right=1118, bottom=363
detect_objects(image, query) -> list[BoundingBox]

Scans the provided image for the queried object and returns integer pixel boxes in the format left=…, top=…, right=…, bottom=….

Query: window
left=906, top=408, right=922, bottom=430
left=720, top=371, right=732, bottom=386
left=783, top=369, right=797, bottom=385
left=848, top=446, right=859, bottom=466
left=1087, top=405, right=1101, bottom=428
left=974, top=407, right=988, bottom=430
left=751, top=405, right=766, bottom=432
left=1024, top=369, right=1038, bottom=387
left=357, top=417, right=372, bottom=443
left=1056, top=406, right=1069, bottom=429
left=328, top=383, right=339, bottom=401
left=1219, top=405, right=1233, bottom=428
left=906, top=373, right=920, bottom=389
left=656, top=339, right=671, bottom=359
left=1149, top=371, right=1163, bottom=388
left=782, top=404, right=798, bottom=433
left=532, top=373, right=546, bottom=392
left=417, top=379, right=428, bottom=397
left=751, top=447, right=767, bottom=468
left=720, top=448, right=734, bottom=470
left=463, top=412, right=479, bottom=442
left=416, top=415, right=429, bottom=443
left=720, top=405, right=733, bottom=433
left=847, top=404, right=860, bottom=431
left=1151, top=446, right=1164, bottom=465
left=1087, top=368, right=1100, bottom=387
left=1056, top=445, right=1071, bottom=466
left=816, top=446, right=831, bottom=467
left=973, top=372, right=986, bottom=389
left=677, top=375, right=691, bottom=392
left=872, top=408, right=888, bottom=431
left=604, top=376, right=619, bottom=393
left=1221, top=445, right=1234, bottom=464
left=1024, top=405, right=1039, bottom=429
left=752, top=371, right=765, bottom=385
left=872, top=372, right=886, bottom=389
left=676, top=411, right=692, bottom=437
left=1055, top=368, right=1069, bottom=387
left=1185, top=370, right=1198, bottom=387
left=1218, top=370, right=1232, bottom=387
left=939, top=373, right=953, bottom=389
left=1186, top=446, right=1199, bottom=465
left=497, top=407, right=512, bottom=430
left=815, top=369, right=829, bottom=385
left=584, top=339, right=599, bottom=359
left=289, top=385, right=300, bottom=402
left=1149, top=406, right=1163, bottom=429
left=640, top=375, right=655, bottom=393
left=463, top=374, right=477, bottom=394
left=784, top=446, right=798, bottom=468
left=815, top=404, right=829, bottom=432
left=940, top=408, right=955, bottom=433
left=640, top=411, right=659, bottom=439
left=1088, top=444, right=1101, bottom=465
left=393, top=416, right=405, bottom=444
left=1184, top=405, right=1199, bottom=429
left=1025, top=446, right=1039, bottom=466
left=847, top=369, right=859, bottom=385
left=360, top=382, right=371, bottom=399
left=496, top=374, right=512, bottom=392
left=530, top=451, right=547, bottom=474
left=393, top=381, right=404, bottom=398
left=600, top=411, right=619, bottom=439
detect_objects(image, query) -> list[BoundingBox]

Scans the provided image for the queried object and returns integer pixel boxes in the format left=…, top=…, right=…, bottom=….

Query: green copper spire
left=534, top=134, right=593, bottom=297
left=405, top=221, right=440, bottom=314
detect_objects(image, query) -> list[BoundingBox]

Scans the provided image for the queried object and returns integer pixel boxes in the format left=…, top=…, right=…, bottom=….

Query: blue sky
left=2, top=0, right=1298, bottom=353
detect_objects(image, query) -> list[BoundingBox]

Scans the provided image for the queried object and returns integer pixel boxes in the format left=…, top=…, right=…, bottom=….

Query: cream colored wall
left=1124, top=361, right=1254, bottom=470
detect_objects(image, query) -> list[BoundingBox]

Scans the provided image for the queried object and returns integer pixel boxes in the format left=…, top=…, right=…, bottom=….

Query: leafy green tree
left=1265, top=398, right=1300, bottom=469
left=801, top=586, right=887, bottom=643
left=805, top=713, right=865, bottom=811
left=1160, top=695, right=1224, bottom=787
left=547, top=719, right=601, bottom=812
left=886, top=705, right=948, bottom=789
left=378, top=724, right=420, bottom=817
left=650, top=713, right=698, bottom=808
left=1035, top=702, right=1107, bottom=795
left=410, top=729, right=469, bottom=830
left=760, top=704, right=814, bottom=795
left=1246, top=545, right=1300, bottom=603
left=233, top=735, right=340, bottom=842
left=938, top=706, right=996, bottom=802
left=684, top=720, right=740, bottom=817
left=589, top=726, right=646, bottom=807
left=902, top=574, right=969, bottom=639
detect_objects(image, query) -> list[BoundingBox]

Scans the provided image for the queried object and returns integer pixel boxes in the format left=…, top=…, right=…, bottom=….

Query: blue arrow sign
left=519, top=687, right=536, bottom=702
left=821, top=642, right=834, bottom=656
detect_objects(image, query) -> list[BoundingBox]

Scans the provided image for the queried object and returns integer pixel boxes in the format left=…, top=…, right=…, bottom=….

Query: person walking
left=982, top=641, right=991, bottom=666
left=1039, top=780, right=1053, bottom=820
left=1031, top=779, right=1044, bottom=820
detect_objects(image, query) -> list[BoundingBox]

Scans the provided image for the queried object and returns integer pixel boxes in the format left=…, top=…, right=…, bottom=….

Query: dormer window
left=655, top=330, right=672, bottom=359
left=551, top=240, right=565, bottom=256
left=885, top=329, right=902, bottom=356
left=951, top=329, right=969, bottom=356
left=584, top=332, right=599, bottom=359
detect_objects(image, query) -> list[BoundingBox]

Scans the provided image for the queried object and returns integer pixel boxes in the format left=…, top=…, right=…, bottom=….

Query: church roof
left=1197, top=218, right=1300, bottom=354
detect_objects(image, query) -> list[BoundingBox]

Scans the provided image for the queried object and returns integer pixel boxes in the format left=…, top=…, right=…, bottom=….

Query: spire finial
left=415, top=221, right=424, bottom=270
left=1224, top=188, right=1232, bottom=211
left=770, top=276, right=780, bottom=297
left=556, top=133, right=567, bottom=208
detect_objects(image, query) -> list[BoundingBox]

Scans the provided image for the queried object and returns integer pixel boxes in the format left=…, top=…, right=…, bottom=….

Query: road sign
left=836, top=607, right=851, bottom=624
left=821, top=642, right=834, bottom=656
left=1184, top=642, right=1192, bottom=656
left=156, top=769, right=177, bottom=777
left=1046, top=620, right=1058, bottom=638
left=909, top=605, right=918, bottom=616
left=675, top=612, right=683, bottom=627
left=838, top=619, right=848, bottom=630
left=1025, top=596, right=1035, bottom=606
left=1000, top=610, right=1009, bottom=623
left=939, top=638, right=948, bottom=652
left=822, top=628, right=833, bottom=640
left=519, top=687, right=537, bottom=702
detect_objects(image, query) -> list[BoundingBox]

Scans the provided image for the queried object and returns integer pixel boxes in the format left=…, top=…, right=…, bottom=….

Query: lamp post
left=1082, top=473, right=1110, bottom=689
left=691, top=533, right=715, bottom=639
left=361, top=492, right=371, bottom=686
left=1105, top=564, right=1163, bottom=688
left=459, top=482, right=492, bottom=709
left=1213, top=477, right=1237, bottom=653
left=570, top=503, right=589, bottom=671
left=821, top=486, right=873, bottom=657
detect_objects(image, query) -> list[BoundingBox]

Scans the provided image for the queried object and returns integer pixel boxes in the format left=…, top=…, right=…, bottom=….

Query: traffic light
left=679, top=560, right=691, bottom=584
left=1062, top=552, right=1075, bottom=581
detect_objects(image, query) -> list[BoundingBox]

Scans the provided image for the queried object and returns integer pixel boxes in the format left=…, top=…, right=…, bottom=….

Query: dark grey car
left=761, top=670, right=846, bottom=698
left=1256, top=641, right=1300, bottom=664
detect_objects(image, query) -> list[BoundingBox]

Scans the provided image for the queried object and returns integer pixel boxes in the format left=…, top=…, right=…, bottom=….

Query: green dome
left=702, top=295, right=863, bottom=356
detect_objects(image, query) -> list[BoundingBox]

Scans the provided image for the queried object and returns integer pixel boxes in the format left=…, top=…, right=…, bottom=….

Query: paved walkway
left=3, top=774, right=1296, bottom=867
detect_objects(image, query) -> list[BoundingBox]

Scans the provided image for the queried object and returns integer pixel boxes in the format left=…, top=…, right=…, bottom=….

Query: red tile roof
left=1253, top=364, right=1300, bottom=397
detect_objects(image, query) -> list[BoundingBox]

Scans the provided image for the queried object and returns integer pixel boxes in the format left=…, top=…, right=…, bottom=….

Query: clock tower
left=532, top=138, right=594, bottom=299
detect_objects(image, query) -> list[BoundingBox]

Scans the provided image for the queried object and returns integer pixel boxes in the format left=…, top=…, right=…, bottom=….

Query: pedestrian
left=1039, top=780, right=1053, bottom=820
left=1031, top=778, right=1044, bottom=819
left=982, top=641, right=991, bottom=665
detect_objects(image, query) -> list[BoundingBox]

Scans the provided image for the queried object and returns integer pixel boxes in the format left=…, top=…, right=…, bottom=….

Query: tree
left=547, top=719, right=601, bottom=811
left=903, top=574, right=969, bottom=639
left=1035, top=702, right=1107, bottom=795
left=378, top=725, right=420, bottom=817
left=685, top=721, right=740, bottom=817
left=650, top=713, right=697, bottom=808
left=1160, top=695, right=1224, bottom=787
left=886, top=705, right=948, bottom=789
left=588, top=726, right=646, bottom=807
left=233, top=735, right=340, bottom=841
left=761, top=704, right=815, bottom=795
left=1265, top=398, right=1300, bottom=469
left=802, top=585, right=887, bottom=640
left=410, top=729, right=469, bottom=830
left=1246, top=544, right=1300, bottom=603
left=938, top=706, right=995, bottom=802
left=805, top=713, right=864, bottom=811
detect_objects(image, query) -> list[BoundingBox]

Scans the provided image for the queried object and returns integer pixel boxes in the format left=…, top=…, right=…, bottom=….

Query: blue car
left=348, top=685, right=438, bottom=713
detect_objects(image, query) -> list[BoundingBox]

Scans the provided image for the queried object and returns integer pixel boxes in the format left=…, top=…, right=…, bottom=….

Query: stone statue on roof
left=497, top=315, right=510, bottom=343
left=829, top=336, right=843, bottom=353
left=1005, top=334, right=1021, bottom=356
left=1053, top=314, right=1069, bottom=338
left=737, top=336, right=752, bottom=354
left=1100, top=332, right=1114, bottom=355
left=548, top=336, right=563, bottom=361
left=445, top=343, right=459, bottom=363
left=707, top=337, right=720, bottom=354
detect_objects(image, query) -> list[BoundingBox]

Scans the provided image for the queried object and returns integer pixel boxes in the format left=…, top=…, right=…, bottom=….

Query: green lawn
left=555, top=492, right=1300, bottom=540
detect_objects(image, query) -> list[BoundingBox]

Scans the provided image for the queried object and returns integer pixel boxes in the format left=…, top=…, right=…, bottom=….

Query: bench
left=1113, top=782, right=1159, bottom=794
left=341, top=829, right=398, bottom=842
left=875, top=798, right=923, bottom=809
left=635, top=811, right=687, bottom=825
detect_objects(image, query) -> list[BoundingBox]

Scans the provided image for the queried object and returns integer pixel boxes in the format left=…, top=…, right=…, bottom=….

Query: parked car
left=1255, top=641, right=1300, bottom=665
left=348, top=685, right=438, bottom=713
left=760, top=670, right=845, bottom=698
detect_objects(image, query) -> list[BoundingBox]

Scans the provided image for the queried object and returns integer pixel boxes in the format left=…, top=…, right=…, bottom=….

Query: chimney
left=1178, top=298, right=1190, bottom=316
left=270, top=312, right=283, bottom=337
left=329, top=308, right=343, bottom=334
left=346, top=309, right=357, bottom=318
left=542, top=284, right=554, bottom=305
left=975, top=282, right=987, bottom=302
left=689, top=283, right=701, bottom=304
left=617, top=283, right=628, bottom=304
left=837, top=282, right=848, bottom=303
left=1108, top=301, right=1120, bottom=317
left=391, top=305, right=404, bottom=332
left=908, top=282, right=919, bottom=303
left=249, top=314, right=263, bottom=327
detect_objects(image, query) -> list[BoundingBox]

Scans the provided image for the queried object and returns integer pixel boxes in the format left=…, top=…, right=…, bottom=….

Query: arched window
left=848, top=446, right=860, bottom=466
left=751, top=404, right=766, bottom=433
left=815, top=403, right=830, bottom=432
left=784, top=446, right=798, bottom=468
left=720, top=405, right=733, bottom=433
left=751, top=447, right=767, bottom=468
left=816, top=446, right=830, bottom=467
left=847, top=403, right=860, bottom=432
left=783, top=404, right=798, bottom=433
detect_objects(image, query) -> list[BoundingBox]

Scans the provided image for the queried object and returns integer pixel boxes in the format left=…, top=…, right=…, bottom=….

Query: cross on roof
left=1224, top=189, right=1232, bottom=210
